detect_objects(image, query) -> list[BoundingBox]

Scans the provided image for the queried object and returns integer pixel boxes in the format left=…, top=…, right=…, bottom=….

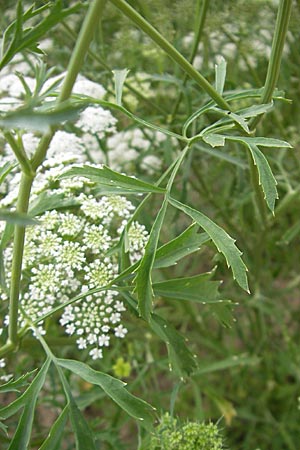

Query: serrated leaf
left=247, top=143, right=278, bottom=212
left=134, top=200, right=168, bottom=320
left=2, top=358, right=51, bottom=450
left=215, top=56, right=226, bottom=95
left=57, top=359, right=154, bottom=429
left=0, top=369, right=37, bottom=394
left=168, top=197, right=249, bottom=292
left=113, top=69, right=130, bottom=105
left=153, top=273, right=227, bottom=304
left=202, top=133, right=225, bottom=148
left=0, top=209, right=39, bottom=225
left=154, top=223, right=209, bottom=268
left=38, top=405, right=69, bottom=450
left=0, top=358, right=50, bottom=420
left=149, top=314, right=197, bottom=377
left=59, top=164, right=165, bottom=195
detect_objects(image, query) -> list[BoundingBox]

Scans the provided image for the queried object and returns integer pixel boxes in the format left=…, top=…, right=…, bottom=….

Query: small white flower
left=114, top=325, right=128, bottom=338
left=98, top=334, right=110, bottom=347
left=77, top=337, right=87, bottom=349
left=0, top=358, right=6, bottom=368
left=89, top=347, right=103, bottom=360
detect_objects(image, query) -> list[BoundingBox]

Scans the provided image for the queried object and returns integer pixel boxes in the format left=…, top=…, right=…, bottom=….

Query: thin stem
left=250, top=0, right=292, bottom=130
left=108, top=0, right=230, bottom=110
left=31, top=0, right=106, bottom=170
left=248, top=0, right=292, bottom=223
left=3, top=131, right=35, bottom=177
left=8, top=173, right=33, bottom=345
left=170, top=0, right=209, bottom=121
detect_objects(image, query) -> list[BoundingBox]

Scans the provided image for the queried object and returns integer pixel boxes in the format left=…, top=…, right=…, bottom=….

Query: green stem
left=8, top=173, right=33, bottom=346
left=31, top=0, right=106, bottom=170
left=249, top=0, right=292, bottom=130
left=3, top=131, right=35, bottom=177
left=108, top=0, right=230, bottom=110
left=248, top=0, right=292, bottom=223
left=170, top=0, right=209, bottom=122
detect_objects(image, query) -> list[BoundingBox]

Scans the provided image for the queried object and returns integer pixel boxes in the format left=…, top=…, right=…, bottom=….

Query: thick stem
left=109, top=0, right=230, bottom=110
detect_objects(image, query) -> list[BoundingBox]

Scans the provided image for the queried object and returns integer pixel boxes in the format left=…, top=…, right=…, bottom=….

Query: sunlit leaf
left=215, top=56, right=226, bottom=95
left=247, top=143, right=278, bottom=213
left=113, top=69, right=130, bottom=105
left=168, top=197, right=249, bottom=292
left=202, top=133, right=225, bottom=148
left=57, top=359, right=155, bottom=429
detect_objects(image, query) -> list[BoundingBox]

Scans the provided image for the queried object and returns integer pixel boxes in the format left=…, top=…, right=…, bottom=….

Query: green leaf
left=154, top=223, right=209, bottom=269
left=215, top=56, right=226, bottom=95
left=225, top=135, right=292, bottom=148
left=29, top=192, right=79, bottom=217
left=0, top=162, right=16, bottom=184
left=247, top=143, right=278, bottom=213
left=168, top=197, right=249, bottom=292
left=0, top=103, right=82, bottom=132
left=113, top=69, right=130, bottom=105
left=39, top=405, right=69, bottom=450
left=0, top=1, right=83, bottom=70
left=0, top=209, right=39, bottom=226
left=202, top=133, right=225, bottom=148
left=238, top=102, right=274, bottom=118
left=58, top=368, right=96, bottom=450
left=193, top=354, right=260, bottom=376
left=57, top=359, right=155, bottom=429
left=0, top=358, right=51, bottom=420
left=153, top=272, right=227, bottom=304
left=59, top=164, right=165, bottom=195
left=1, top=358, right=51, bottom=450
left=134, top=200, right=168, bottom=320
left=0, top=369, right=37, bottom=394
left=149, top=314, right=198, bottom=377
left=227, top=111, right=250, bottom=134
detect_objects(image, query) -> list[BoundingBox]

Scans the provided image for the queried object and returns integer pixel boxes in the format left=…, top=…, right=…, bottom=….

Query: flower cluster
left=149, top=414, right=225, bottom=450
left=0, top=174, right=148, bottom=360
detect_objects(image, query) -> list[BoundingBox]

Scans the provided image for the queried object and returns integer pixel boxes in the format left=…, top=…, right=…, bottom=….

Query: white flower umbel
left=76, top=106, right=117, bottom=138
left=0, top=173, right=148, bottom=360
